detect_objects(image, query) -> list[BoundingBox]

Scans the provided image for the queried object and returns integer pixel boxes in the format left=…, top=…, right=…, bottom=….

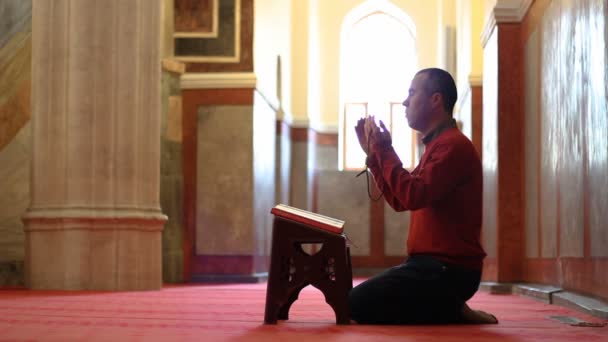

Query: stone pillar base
left=24, top=213, right=166, bottom=291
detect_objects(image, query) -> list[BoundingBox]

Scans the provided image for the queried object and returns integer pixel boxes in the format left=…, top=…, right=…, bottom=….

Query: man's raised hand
left=377, top=120, right=392, bottom=146
left=364, top=116, right=392, bottom=148
left=355, top=117, right=369, bottom=154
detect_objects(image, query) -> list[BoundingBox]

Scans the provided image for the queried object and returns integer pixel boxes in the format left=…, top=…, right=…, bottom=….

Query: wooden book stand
left=264, top=204, right=353, bottom=325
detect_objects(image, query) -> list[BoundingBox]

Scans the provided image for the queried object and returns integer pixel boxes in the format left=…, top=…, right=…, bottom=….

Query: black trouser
left=348, top=255, right=481, bottom=324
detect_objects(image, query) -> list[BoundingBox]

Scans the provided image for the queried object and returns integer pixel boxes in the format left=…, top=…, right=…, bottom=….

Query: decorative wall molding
left=276, top=117, right=338, bottom=136
left=180, top=72, right=256, bottom=89
left=493, top=0, right=533, bottom=22
left=481, top=0, right=533, bottom=47
left=469, top=74, right=483, bottom=86
left=282, top=113, right=310, bottom=129
left=22, top=218, right=166, bottom=232
left=23, top=207, right=167, bottom=221
left=23, top=206, right=167, bottom=231
left=494, top=0, right=533, bottom=23
left=309, top=120, right=339, bottom=134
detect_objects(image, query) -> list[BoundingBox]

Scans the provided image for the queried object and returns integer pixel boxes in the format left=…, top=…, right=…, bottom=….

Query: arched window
left=339, top=1, right=418, bottom=171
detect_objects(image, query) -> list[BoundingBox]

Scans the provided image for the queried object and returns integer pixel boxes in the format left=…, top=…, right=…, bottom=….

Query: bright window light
left=340, top=11, right=417, bottom=170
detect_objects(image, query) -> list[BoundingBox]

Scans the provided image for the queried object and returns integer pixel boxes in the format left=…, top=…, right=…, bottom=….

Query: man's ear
left=430, top=93, right=443, bottom=109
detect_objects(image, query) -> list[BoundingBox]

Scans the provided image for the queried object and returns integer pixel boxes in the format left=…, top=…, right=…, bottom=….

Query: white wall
left=471, top=0, right=485, bottom=78
left=453, top=0, right=485, bottom=139
left=289, top=0, right=309, bottom=125
left=454, top=0, right=486, bottom=89
left=253, top=0, right=292, bottom=114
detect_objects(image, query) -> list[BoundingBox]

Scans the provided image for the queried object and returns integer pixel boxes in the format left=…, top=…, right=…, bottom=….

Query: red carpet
left=0, top=281, right=606, bottom=341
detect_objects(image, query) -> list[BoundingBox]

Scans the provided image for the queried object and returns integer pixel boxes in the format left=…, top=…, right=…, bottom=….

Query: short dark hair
left=416, top=68, right=458, bottom=114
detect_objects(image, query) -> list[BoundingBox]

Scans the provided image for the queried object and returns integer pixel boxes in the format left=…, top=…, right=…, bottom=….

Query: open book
left=270, top=204, right=345, bottom=234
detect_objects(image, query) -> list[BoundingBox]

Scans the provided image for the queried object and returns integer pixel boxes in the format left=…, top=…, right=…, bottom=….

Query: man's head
left=402, top=68, right=457, bottom=134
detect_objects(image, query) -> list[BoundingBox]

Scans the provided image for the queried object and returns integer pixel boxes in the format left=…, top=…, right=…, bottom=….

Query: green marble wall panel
left=316, top=170, right=370, bottom=256
left=0, top=0, right=31, bottom=49
left=0, top=0, right=31, bottom=286
left=275, top=125, right=291, bottom=206
left=196, top=105, right=254, bottom=255
left=0, top=10, right=31, bottom=150
left=384, top=205, right=409, bottom=257
left=160, top=69, right=184, bottom=283
left=290, top=141, right=309, bottom=209
left=0, top=260, right=23, bottom=287
left=0, top=123, right=29, bottom=263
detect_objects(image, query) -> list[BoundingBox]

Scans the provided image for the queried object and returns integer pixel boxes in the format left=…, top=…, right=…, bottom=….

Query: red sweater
left=368, top=126, right=486, bottom=271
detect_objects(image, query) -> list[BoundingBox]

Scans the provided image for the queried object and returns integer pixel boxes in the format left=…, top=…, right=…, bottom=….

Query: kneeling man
left=350, top=68, right=497, bottom=325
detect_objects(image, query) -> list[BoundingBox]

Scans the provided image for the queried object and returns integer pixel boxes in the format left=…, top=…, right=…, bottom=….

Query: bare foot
left=461, top=303, right=498, bottom=324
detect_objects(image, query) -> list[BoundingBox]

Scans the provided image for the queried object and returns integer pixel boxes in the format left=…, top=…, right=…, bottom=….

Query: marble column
left=23, top=0, right=166, bottom=290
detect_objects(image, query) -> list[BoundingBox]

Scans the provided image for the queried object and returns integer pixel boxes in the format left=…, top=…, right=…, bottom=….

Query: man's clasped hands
left=354, top=116, right=392, bottom=154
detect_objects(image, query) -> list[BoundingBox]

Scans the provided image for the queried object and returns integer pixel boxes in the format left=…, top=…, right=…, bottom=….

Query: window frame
left=338, top=4, right=418, bottom=171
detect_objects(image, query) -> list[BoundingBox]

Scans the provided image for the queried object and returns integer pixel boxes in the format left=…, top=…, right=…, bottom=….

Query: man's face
left=402, top=73, right=433, bottom=132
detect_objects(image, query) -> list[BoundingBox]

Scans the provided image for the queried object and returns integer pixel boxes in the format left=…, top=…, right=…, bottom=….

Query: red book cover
left=270, top=204, right=345, bottom=234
